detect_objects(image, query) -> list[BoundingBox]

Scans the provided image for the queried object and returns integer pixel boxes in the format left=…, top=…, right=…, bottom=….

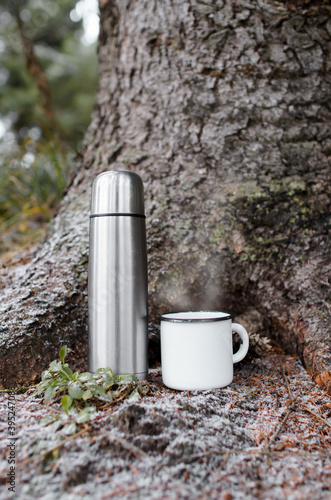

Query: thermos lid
left=90, top=170, right=145, bottom=216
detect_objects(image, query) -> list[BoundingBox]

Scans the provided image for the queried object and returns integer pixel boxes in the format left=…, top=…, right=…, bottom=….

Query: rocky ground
left=0, top=351, right=330, bottom=500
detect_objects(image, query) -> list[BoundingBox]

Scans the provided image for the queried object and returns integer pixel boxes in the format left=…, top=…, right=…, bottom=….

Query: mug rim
left=160, top=311, right=232, bottom=323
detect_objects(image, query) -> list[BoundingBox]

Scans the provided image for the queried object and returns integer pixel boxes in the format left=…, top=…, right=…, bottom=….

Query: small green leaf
left=75, top=406, right=96, bottom=424
left=41, top=369, right=52, bottom=380
left=41, top=415, right=59, bottom=426
left=35, top=384, right=47, bottom=396
left=59, top=345, right=68, bottom=364
left=68, top=383, right=84, bottom=400
left=44, top=385, right=57, bottom=405
left=61, top=395, right=72, bottom=414
left=128, top=388, right=140, bottom=401
left=105, top=367, right=115, bottom=377
left=59, top=345, right=67, bottom=364
left=72, top=371, right=79, bottom=381
left=63, top=422, right=77, bottom=435
left=49, top=360, right=61, bottom=373
left=103, top=379, right=116, bottom=389
left=117, top=374, right=137, bottom=385
left=60, top=366, right=73, bottom=380
left=82, top=389, right=93, bottom=401
left=98, top=393, right=113, bottom=403
left=76, top=409, right=91, bottom=424
left=86, top=383, right=105, bottom=396
left=78, top=372, right=94, bottom=382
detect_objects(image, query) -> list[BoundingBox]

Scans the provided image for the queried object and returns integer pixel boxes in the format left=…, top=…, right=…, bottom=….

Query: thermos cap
left=90, top=170, right=145, bottom=216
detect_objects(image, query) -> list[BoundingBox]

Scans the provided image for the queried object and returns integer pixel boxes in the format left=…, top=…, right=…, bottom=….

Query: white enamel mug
left=160, top=311, right=249, bottom=391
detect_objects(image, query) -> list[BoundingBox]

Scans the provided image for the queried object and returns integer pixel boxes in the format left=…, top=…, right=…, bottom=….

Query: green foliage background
left=0, top=0, right=98, bottom=254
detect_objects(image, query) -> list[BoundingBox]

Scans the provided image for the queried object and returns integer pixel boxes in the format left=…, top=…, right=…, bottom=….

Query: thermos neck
left=90, top=170, right=145, bottom=217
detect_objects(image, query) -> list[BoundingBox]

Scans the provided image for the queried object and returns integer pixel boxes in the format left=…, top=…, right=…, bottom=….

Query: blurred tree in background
left=0, top=0, right=98, bottom=254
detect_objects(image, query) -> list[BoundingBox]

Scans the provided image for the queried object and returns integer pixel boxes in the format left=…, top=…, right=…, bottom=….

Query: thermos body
left=88, top=171, right=148, bottom=380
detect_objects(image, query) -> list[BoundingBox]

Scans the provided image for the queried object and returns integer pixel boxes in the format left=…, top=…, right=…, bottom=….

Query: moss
left=283, top=176, right=306, bottom=195
left=234, top=181, right=267, bottom=200
left=123, top=148, right=138, bottom=165
left=209, top=225, right=226, bottom=243
left=232, top=176, right=323, bottom=267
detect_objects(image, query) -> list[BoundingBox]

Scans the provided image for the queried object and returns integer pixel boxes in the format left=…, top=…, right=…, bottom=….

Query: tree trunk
left=1, top=0, right=330, bottom=393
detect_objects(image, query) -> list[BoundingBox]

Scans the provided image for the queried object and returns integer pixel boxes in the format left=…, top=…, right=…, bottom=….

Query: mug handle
left=232, top=323, right=249, bottom=363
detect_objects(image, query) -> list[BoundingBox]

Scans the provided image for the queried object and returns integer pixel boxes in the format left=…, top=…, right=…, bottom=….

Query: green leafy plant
left=0, top=138, right=75, bottom=254
left=0, top=0, right=98, bottom=256
left=34, top=345, right=147, bottom=433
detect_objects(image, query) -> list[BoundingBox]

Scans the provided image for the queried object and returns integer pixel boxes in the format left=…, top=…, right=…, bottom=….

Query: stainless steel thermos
left=88, top=171, right=148, bottom=380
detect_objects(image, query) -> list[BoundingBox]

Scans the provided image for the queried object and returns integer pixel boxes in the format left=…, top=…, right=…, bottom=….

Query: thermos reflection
left=88, top=171, right=148, bottom=380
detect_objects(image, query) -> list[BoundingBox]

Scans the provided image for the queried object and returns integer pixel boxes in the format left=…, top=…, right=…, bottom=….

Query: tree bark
left=1, top=0, right=330, bottom=392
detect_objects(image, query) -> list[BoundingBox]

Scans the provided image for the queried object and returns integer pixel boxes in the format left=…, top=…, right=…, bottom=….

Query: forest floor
left=0, top=350, right=330, bottom=500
